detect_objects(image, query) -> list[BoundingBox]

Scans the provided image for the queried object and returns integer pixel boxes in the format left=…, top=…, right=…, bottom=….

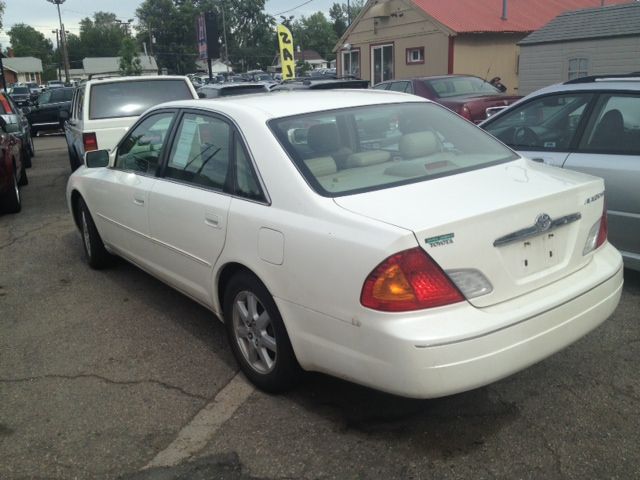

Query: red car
left=373, top=75, right=521, bottom=123
left=0, top=111, right=27, bottom=214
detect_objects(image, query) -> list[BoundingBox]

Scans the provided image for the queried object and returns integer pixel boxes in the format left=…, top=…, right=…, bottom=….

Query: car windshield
left=11, top=87, right=29, bottom=94
left=89, top=79, right=193, bottom=120
left=269, top=102, right=518, bottom=197
left=425, top=77, right=501, bottom=98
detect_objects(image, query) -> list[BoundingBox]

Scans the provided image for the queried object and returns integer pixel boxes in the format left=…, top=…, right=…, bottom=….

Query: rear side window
left=89, top=80, right=193, bottom=120
left=51, top=88, right=73, bottom=102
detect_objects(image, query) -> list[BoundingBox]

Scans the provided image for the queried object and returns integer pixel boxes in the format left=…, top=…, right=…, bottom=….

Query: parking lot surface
left=1, top=136, right=638, bottom=479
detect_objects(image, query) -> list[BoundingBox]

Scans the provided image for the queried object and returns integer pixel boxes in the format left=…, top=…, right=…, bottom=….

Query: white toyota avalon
left=66, top=90, right=623, bottom=399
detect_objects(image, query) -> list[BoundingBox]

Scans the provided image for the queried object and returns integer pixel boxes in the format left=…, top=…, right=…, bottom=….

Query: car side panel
left=564, top=152, right=640, bottom=258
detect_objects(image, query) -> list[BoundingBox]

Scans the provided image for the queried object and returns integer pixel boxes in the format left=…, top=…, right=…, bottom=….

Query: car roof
left=150, top=90, right=426, bottom=120
left=85, top=75, right=189, bottom=85
left=526, top=78, right=640, bottom=97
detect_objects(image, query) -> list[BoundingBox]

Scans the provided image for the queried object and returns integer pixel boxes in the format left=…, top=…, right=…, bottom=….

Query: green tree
left=119, top=37, right=142, bottom=75
left=7, top=24, right=56, bottom=80
left=329, top=1, right=364, bottom=38
left=79, top=11, right=126, bottom=57
left=294, top=12, right=337, bottom=62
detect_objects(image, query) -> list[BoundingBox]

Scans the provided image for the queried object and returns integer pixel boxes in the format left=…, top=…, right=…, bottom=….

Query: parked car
left=8, top=85, right=32, bottom=107
left=46, top=80, right=64, bottom=89
left=481, top=74, right=640, bottom=271
left=0, top=116, right=27, bottom=214
left=26, top=86, right=74, bottom=136
left=67, top=91, right=622, bottom=398
left=63, top=75, right=199, bottom=171
left=25, top=82, right=42, bottom=100
left=197, top=82, right=269, bottom=98
left=271, top=77, right=369, bottom=91
left=373, top=75, right=521, bottom=123
left=0, top=91, right=35, bottom=167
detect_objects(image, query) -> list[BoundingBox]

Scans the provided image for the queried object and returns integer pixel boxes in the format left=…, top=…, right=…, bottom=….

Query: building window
left=406, top=47, right=424, bottom=65
left=341, top=49, right=360, bottom=78
left=568, top=58, right=588, bottom=81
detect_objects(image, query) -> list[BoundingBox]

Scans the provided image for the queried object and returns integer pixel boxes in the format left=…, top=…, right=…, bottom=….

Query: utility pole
left=46, top=0, right=70, bottom=84
left=116, top=18, right=134, bottom=36
left=52, top=29, right=61, bottom=81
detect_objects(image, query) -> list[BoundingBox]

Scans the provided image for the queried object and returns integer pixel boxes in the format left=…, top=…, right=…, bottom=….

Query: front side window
left=568, top=58, right=589, bottom=81
left=37, top=91, right=52, bottom=105
left=270, top=102, right=517, bottom=197
left=579, top=94, right=640, bottom=155
left=164, top=113, right=231, bottom=191
left=115, top=112, right=175, bottom=174
left=484, top=93, right=593, bottom=151
left=89, top=80, right=193, bottom=120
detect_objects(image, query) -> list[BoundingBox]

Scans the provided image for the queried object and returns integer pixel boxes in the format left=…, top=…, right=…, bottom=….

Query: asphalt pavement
left=0, top=135, right=638, bottom=479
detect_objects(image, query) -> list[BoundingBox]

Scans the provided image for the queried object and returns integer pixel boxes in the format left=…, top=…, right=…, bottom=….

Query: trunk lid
left=334, top=159, right=606, bottom=307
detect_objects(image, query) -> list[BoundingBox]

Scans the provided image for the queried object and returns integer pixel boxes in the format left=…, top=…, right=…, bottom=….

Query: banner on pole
left=277, top=25, right=296, bottom=80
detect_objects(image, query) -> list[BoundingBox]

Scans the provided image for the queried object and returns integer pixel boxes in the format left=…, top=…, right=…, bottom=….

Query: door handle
left=133, top=194, right=145, bottom=206
left=205, top=216, right=220, bottom=228
left=531, top=157, right=545, bottom=163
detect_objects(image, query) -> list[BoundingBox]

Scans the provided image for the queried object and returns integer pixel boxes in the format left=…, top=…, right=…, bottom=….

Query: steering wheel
left=512, top=126, right=540, bottom=146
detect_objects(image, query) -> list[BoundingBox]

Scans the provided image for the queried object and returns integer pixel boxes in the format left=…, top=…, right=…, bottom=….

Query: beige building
left=335, top=0, right=633, bottom=93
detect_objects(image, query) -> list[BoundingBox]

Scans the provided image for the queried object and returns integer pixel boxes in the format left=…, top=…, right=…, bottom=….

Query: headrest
left=304, top=156, right=337, bottom=177
left=307, top=123, right=341, bottom=153
left=345, top=150, right=391, bottom=168
left=399, top=131, right=439, bottom=159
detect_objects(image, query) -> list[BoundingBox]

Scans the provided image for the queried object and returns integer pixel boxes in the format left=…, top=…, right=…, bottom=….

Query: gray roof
left=82, top=56, right=158, bottom=74
left=2, top=57, right=43, bottom=73
left=520, top=2, right=640, bottom=45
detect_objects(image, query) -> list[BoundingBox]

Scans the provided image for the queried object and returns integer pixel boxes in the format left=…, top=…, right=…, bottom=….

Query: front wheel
left=0, top=170, right=21, bottom=214
left=78, top=198, right=113, bottom=269
left=224, top=272, right=302, bottom=393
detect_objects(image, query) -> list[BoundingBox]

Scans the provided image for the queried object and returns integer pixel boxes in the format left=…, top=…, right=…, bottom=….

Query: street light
left=46, top=0, right=70, bottom=84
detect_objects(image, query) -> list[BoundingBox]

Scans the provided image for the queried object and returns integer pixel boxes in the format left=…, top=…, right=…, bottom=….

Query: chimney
left=501, top=0, right=508, bottom=20
left=7, top=48, right=14, bottom=57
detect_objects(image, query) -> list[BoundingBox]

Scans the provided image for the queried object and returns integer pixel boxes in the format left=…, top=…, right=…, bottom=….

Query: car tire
left=18, top=162, right=28, bottom=186
left=1, top=169, right=21, bottom=214
left=68, top=147, right=81, bottom=171
left=78, top=198, right=112, bottom=269
left=224, top=272, right=302, bottom=393
left=23, top=141, right=33, bottom=168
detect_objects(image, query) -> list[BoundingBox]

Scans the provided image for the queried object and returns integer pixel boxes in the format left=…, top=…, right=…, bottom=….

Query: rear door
left=65, top=85, right=85, bottom=159
left=147, top=110, right=233, bottom=304
left=567, top=92, right=640, bottom=259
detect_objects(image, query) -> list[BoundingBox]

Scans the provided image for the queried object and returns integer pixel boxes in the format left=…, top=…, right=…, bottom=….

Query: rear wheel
left=18, top=162, right=28, bottom=186
left=224, top=272, right=302, bottom=393
left=78, top=198, right=112, bottom=269
left=1, top=170, right=21, bottom=214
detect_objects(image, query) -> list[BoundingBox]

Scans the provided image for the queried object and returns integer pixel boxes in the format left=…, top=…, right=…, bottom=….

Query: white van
left=64, top=76, right=199, bottom=170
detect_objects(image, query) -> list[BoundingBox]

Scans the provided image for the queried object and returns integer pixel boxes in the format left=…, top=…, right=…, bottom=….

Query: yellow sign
left=277, top=24, right=296, bottom=80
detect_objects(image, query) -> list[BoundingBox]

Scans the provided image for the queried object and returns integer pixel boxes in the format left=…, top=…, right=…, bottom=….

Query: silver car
left=481, top=75, right=640, bottom=271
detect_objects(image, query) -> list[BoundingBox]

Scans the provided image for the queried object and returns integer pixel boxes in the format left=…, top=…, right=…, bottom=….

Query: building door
left=371, top=44, right=393, bottom=85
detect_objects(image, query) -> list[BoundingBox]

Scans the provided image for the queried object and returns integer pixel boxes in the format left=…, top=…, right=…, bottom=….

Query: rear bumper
left=277, top=243, right=623, bottom=398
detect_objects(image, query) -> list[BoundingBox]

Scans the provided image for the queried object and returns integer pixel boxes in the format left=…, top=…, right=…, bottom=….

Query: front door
left=371, top=44, right=393, bottom=85
left=90, top=111, right=177, bottom=267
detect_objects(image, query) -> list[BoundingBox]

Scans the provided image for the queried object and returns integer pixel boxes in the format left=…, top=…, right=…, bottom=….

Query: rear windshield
left=425, top=77, right=500, bottom=98
left=89, top=79, right=192, bottom=120
left=269, top=102, right=518, bottom=197
left=11, top=87, right=29, bottom=94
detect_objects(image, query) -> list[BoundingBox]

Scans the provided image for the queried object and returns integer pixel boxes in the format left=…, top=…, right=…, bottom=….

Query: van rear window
left=89, top=80, right=192, bottom=120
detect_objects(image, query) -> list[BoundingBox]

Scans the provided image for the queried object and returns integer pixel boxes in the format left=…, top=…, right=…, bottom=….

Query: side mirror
left=59, top=110, right=69, bottom=120
left=84, top=149, right=109, bottom=168
left=197, top=91, right=206, bottom=99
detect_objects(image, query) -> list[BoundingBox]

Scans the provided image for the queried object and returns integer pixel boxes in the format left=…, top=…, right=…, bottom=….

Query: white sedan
left=66, top=91, right=623, bottom=399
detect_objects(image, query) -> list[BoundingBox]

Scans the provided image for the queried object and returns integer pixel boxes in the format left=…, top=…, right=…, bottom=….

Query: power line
left=274, top=0, right=318, bottom=16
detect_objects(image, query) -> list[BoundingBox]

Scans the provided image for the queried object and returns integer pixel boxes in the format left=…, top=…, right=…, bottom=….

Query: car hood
left=333, top=158, right=607, bottom=307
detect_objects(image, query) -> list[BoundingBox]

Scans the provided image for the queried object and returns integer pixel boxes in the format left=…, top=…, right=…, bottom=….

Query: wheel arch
left=70, top=189, right=83, bottom=229
left=216, top=262, right=271, bottom=320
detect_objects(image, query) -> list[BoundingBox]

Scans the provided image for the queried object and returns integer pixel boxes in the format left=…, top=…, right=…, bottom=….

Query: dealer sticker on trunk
left=425, top=233, right=455, bottom=248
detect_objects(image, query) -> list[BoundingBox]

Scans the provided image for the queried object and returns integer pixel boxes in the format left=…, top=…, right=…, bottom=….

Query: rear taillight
left=361, top=247, right=465, bottom=312
left=459, top=104, right=472, bottom=121
left=83, top=132, right=98, bottom=152
left=583, top=199, right=608, bottom=255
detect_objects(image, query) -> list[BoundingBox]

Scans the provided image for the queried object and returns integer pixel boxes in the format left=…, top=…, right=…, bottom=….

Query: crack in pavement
left=0, top=216, right=70, bottom=250
left=0, top=373, right=208, bottom=401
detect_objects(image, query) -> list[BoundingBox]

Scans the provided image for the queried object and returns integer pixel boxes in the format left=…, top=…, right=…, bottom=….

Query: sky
left=1, top=0, right=337, bottom=47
